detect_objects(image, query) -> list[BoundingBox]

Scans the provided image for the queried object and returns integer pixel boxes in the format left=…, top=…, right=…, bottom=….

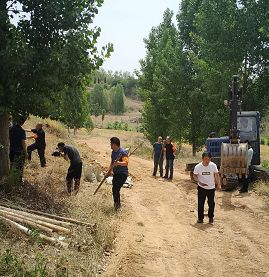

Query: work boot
left=66, top=179, right=72, bottom=195
left=74, top=179, right=80, bottom=195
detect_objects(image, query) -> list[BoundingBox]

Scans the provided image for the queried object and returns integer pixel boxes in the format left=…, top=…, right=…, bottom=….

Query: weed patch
left=253, top=180, right=269, bottom=197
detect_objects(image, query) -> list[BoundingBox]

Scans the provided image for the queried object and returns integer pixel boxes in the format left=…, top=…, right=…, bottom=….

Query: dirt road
left=81, top=130, right=269, bottom=277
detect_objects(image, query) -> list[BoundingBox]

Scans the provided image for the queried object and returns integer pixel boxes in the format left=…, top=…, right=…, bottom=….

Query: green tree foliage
left=91, top=84, right=108, bottom=112
left=110, top=84, right=125, bottom=114
left=138, top=9, right=190, bottom=144
left=94, top=69, right=139, bottom=99
left=139, top=2, right=269, bottom=155
left=62, top=83, right=90, bottom=132
left=0, top=0, right=112, bottom=176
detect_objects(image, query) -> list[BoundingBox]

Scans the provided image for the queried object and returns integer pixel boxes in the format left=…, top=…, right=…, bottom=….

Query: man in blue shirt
left=152, top=136, right=163, bottom=177
left=110, top=137, right=129, bottom=210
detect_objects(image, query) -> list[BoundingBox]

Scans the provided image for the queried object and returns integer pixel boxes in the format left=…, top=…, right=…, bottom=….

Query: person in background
left=26, top=123, right=46, bottom=167
left=193, top=151, right=221, bottom=224
left=152, top=136, right=164, bottom=177
left=163, top=136, right=176, bottom=181
left=239, top=140, right=254, bottom=193
left=57, top=142, right=82, bottom=195
left=110, top=137, right=129, bottom=211
left=9, top=115, right=27, bottom=182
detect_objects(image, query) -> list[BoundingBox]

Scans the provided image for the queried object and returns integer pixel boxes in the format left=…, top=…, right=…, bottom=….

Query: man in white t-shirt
left=193, top=152, right=221, bottom=224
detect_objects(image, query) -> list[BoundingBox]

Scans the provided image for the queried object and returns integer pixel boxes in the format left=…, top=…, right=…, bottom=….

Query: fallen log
left=0, top=203, right=94, bottom=227
left=0, top=210, right=53, bottom=233
left=0, top=216, right=68, bottom=248
left=0, top=206, right=72, bottom=228
left=0, top=208, right=70, bottom=234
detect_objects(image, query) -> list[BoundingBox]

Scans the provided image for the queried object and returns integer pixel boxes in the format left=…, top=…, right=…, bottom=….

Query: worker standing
left=152, top=136, right=163, bottom=177
left=193, top=152, right=221, bottom=224
left=57, top=142, right=82, bottom=195
left=110, top=137, right=129, bottom=211
left=9, top=116, right=27, bottom=182
left=163, top=136, right=176, bottom=180
left=26, top=123, right=46, bottom=167
left=239, top=140, right=253, bottom=193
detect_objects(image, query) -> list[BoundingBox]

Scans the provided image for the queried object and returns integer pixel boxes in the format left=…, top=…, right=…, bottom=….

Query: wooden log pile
left=0, top=204, right=95, bottom=248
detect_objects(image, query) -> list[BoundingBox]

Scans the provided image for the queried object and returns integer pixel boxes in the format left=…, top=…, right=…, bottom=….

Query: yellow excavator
left=187, top=75, right=269, bottom=190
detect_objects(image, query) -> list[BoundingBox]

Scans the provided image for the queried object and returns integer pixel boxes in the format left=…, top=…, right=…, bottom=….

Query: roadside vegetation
left=0, top=117, right=117, bottom=276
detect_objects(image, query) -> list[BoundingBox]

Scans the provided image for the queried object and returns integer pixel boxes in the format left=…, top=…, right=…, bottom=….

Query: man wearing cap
left=193, top=152, right=221, bottom=224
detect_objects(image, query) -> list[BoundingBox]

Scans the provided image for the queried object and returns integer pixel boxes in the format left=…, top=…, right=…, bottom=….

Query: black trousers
left=112, top=173, right=127, bottom=209
left=164, top=159, right=174, bottom=179
left=66, top=162, right=83, bottom=192
left=197, top=186, right=216, bottom=220
left=153, top=155, right=163, bottom=176
left=27, top=143, right=46, bottom=167
left=9, top=151, right=25, bottom=182
left=240, top=166, right=253, bottom=192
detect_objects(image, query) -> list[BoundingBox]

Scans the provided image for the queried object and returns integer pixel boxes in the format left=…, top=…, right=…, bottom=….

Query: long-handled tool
left=93, top=154, right=123, bottom=195
left=93, top=142, right=143, bottom=195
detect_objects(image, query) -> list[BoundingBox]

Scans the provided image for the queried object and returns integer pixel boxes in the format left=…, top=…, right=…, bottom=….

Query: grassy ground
left=0, top=117, right=117, bottom=276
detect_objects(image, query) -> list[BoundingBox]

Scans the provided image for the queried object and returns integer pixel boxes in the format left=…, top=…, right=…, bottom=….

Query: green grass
left=0, top=250, right=50, bottom=277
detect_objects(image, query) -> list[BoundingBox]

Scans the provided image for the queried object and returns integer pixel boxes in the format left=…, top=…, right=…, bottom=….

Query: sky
left=94, top=0, right=180, bottom=73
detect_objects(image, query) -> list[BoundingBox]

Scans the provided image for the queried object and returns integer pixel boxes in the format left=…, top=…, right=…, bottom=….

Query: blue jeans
left=165, top=159, right=174, bottom=179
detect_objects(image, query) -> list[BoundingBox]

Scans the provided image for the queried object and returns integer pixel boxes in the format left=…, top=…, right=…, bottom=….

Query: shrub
left=84, top=116, right=94, bottom=132
left=261, top=160, right=269, bottom=169
left=253, top=180, right=269, bottom=197
left=0, top=169, right=22, bottom=193
left=106, top=121, right=130, bottom=131
left=261, top=138, right=266, bottom=145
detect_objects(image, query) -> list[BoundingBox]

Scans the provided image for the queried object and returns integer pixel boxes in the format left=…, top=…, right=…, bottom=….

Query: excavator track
left=221, top=174, right=238, bottom=191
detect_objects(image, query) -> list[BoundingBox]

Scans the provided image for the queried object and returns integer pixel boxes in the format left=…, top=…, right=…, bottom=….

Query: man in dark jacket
left=9, top=116, right=27, bottom=182
left=163, top=136, right=176, bottom=180
left=26, top=123, right=46, bottom=167
left=57, top=142, right=82, bottom=195
left=152, top=136, right=163, bottom=177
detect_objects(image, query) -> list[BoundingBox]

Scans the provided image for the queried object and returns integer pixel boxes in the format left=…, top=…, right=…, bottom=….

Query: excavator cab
left=237, top=112, right=260, bottom=165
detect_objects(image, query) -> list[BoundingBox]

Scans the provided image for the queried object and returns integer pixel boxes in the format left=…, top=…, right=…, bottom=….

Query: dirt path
left=79, top=131, right=269, bottom=277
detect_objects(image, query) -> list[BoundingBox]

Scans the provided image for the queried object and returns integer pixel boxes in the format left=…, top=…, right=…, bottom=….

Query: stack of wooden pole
left=0, top=204, right=94, bottom=248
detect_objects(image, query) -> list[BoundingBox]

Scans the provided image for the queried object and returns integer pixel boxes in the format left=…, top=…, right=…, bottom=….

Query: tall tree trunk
left=192, top=142, right=197, bottom=157
left=0, top=113, right=10, bottom=177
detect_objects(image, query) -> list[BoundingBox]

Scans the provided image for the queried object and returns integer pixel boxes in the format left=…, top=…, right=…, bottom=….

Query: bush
left=261, top=138, right=266, bottom=145
left=0, top=169, right=22, bottom=193
left=106, top=121, right=130, bottom=131
left=253, top=180, right=269, bottom=197
left=83, top=116, right=94, bottom=131
left=261, top=160, right=269, bottom=169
